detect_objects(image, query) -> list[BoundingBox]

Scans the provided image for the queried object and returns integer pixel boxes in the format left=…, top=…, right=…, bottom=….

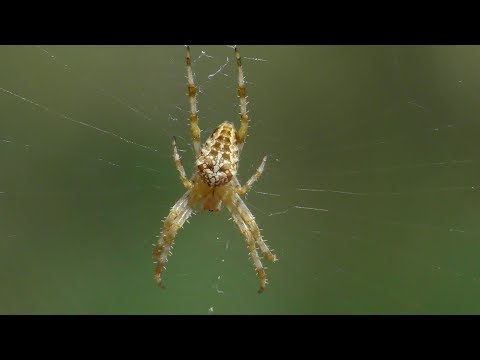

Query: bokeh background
left=1, top=45, right=479, bottom=314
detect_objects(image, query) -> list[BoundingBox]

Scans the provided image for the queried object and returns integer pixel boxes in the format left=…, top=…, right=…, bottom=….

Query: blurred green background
left=0, top=45, right=479, bottom=314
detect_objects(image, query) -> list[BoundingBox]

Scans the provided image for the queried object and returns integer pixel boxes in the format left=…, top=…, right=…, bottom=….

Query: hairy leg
left=236, top=156, right=267, bottom=195
left=223, top=189, right=276, bottom=293
left=235, top=47, right=249, bottom=153
left=172, top=136, right=193, bottom=189
left=153, top=189, right=196, bottom=287
left=186, top=46, right=201, bottom=157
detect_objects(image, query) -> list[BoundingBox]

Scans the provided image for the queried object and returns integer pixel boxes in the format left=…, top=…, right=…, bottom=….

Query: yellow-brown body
left=196, top=122, right=239, bottom=188
left=153, top=46, right=276, bottom=293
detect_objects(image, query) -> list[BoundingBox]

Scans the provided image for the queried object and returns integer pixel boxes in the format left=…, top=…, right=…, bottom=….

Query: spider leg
left=223, top=190, right=267, bottom=293
left=223, top=190, right=277, bottom=292
left=235, top=46, right=249, bottom=153
left=236, top=156, right=267, bottom=195
left=153, top=189, right=196, bottom=288
left=172, top=136, right=193, bottom=189
left=186, top=46, right=201, bottom=157
left=230, top=192, right=277, bottom=264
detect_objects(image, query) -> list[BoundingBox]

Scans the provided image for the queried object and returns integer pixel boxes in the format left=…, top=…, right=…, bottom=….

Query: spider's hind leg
left=172, top=136, right=193, bottom=189
left=235, top=47, right=249, bottom=153
left=186, top=46, right=201, bottom=157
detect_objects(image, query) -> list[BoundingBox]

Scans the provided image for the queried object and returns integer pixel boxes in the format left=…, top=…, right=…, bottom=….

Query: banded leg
left=236, top=156, right=267, bottom=195
left=172, top=136, right=193, bottom=189
left=186, top=46, right=201, bottom=157
left=223, top=190, right=267, bottom=293
left=230, top=192, right=277, bottom=264
left=235, top=46, right=249, bottom=152
left=153, top=190, right=195, bottom=287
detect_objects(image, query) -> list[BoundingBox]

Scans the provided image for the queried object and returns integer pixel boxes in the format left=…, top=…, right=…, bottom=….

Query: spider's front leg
left=153, top=190, right=196, bottom=287
left=233, top=191, right=277, bottom=265
left=223, top=190, right=268, bottom=293
left=153, top=137, right=197, bottom=287
left=223, top=189, right=278, bottom=293
left=235, top=156, right=277, bottom=264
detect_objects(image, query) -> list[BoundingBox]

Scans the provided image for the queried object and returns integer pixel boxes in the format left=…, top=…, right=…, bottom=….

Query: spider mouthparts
left=257, top=286, right=265, bottom=294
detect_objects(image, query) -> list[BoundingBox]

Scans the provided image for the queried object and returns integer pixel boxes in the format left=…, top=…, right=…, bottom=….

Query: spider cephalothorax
left=152, top=46, right=277, bottom=293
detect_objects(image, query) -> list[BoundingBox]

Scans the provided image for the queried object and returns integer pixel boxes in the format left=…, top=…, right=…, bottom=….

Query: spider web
left=1, top=45, right=479, bottom=314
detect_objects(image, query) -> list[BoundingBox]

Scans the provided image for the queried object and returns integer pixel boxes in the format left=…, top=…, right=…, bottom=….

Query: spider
left=153, top=46, right=277, bottom=293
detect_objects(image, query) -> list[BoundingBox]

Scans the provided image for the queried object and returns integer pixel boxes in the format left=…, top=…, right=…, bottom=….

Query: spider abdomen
left=196, top=121, right=239, bottom=187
